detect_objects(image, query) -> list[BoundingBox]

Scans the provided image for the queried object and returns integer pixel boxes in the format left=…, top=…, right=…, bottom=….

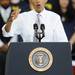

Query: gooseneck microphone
left=33, top=23, right=38, bottom=41
left=41, top=24, right=45, bottom=38
left=34, top=23, right=38, bottom=31
left=41, top=24, right=45, bottom=30
left=33, top=23, right=45, bottom=42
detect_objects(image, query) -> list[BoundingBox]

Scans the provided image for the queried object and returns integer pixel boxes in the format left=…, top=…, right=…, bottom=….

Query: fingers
left=10, top=9, right=21, bottom=21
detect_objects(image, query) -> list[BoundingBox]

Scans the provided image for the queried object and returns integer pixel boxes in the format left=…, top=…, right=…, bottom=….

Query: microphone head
left=41, top=24, right=45, bottom=30
left=34, top=23, right=38, bottom=30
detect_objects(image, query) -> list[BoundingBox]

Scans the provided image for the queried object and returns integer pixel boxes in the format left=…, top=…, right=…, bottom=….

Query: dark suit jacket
left=0, top=7, right=12, bottom=44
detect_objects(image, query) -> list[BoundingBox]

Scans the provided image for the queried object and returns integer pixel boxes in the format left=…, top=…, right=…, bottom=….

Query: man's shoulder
left=17, top=10, right=61, bottom=20
left=19, top=10, right=32, bottom=16
left=46, top=10, right=60, bottom=18
left=13, top=11, right=32, bottom=22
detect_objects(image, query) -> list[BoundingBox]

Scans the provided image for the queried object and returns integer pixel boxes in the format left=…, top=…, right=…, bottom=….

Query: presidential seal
left=28, top=47, right=53, bottom=72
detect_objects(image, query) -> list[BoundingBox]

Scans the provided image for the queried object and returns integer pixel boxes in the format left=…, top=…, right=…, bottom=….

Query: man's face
left=72, top=0, right=75, bottom=9
left=30, top=0, right=48, bottom=12
left=59, top=0, right=69, bottom=8
left=0, top=0, right=10, bottom=6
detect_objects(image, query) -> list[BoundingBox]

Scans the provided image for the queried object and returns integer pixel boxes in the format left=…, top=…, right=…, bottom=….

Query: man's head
left=72, top=0, right=75, bottom=9
left=59, top=0, right=69, bottom=9
left=0, top=0, right=10, bottom=7
left=29, top=0, right=48, bottom=13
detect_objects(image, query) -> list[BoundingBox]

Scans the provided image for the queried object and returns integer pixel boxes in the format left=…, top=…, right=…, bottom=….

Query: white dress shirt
left=2, top=9, right=68, bottom=42
left=0, top=6, right=11, bottom=22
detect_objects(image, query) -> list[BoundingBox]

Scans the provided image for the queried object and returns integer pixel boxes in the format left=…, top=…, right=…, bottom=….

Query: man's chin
left=35, top=9, right=43, bottom=13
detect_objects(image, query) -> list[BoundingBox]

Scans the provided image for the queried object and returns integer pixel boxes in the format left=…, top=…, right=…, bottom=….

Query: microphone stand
left=34, top=24, right=45, bottom=42
left=36, top=32, right=43, bottom=42
left=36, top=24, right=45, bottom=42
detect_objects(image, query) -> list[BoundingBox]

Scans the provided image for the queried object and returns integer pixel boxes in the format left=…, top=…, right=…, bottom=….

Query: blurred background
left=0, top=0, right=75, bottom=75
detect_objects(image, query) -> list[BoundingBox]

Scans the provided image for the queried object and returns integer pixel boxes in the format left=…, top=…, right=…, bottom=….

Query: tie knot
left=37, top=13, right=41, bottom=17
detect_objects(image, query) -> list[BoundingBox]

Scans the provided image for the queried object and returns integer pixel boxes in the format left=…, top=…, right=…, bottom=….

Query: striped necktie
left=33, top=14, right=41, bottom=42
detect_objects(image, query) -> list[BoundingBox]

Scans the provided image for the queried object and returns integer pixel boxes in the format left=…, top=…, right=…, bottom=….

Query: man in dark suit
left=0, top=0, right=23, bottom=74
left=0, top=0, right=13, bottom=75
left=0, top=0, right=12, bottom=51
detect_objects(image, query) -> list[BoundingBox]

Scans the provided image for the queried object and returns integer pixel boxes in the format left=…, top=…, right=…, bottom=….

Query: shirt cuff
left=72, top=60, right=75, bottom=66
left=2, top=24, right=14, bottom=37
left=0, top=40, right=4, bottom=47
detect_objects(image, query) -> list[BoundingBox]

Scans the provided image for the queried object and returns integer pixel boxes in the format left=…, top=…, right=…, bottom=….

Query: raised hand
left=5, top=9, right=21, bottom=32
left=8, top=9, right=21, bottom=22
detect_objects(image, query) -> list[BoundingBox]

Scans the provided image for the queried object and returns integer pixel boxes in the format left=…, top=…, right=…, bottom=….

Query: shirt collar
left=32, top=8, right=47, bottom=17
left=0, top=6, right=11, bottom=22
left=0, top=6, right=11, bottom=12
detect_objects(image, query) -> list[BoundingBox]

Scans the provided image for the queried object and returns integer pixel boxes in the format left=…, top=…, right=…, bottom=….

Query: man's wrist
left=7, top=18, right=13, bottom=23
left=5, top=19, right=12, bottom=32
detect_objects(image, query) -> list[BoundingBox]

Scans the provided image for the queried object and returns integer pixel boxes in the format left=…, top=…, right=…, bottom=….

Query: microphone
left=33, top=23, right=38, bottom=41
left=33, top=23, right=38, bottom=31
left=41, top=24, right=45, bottom=38
left=33, top=23, right=45, bottom=42
left=41, top=24, right=45, bottom=31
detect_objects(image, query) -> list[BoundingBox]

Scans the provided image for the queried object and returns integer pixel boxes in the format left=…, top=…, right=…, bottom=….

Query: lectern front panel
left=5, top=43, right=72, bottom=75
